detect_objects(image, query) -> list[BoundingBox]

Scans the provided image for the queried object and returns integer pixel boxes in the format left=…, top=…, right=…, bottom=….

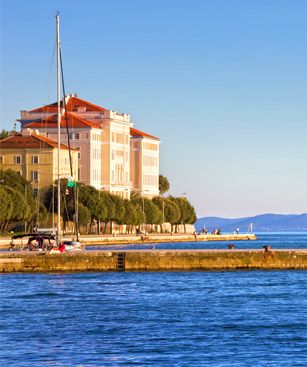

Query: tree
left=169, top=196, right=197, bottom=232
left=122, top=200, right=145, bottom=233
left=0, top=186, right=30, bottom=232
left=0, top=130, right=9, bottom=140
left=0, top=169, right=35, bottom=208
left=110, top=194, right=126, bottom=224
left=159, top=175, right=170, bottom=195
left=0, top=186, right=13, bottom=231
left=153, top=196, right=180, bottom=231
left=132, top=197, right=162, bottom=231
left=78, top=203, right=91, bottom=231
left=77, top=184, right=107, bottom=233
left=0, top=169, right=35, bottom=231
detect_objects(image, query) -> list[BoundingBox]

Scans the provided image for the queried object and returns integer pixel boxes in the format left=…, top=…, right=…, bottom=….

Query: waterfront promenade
left=0, top=233, right=256, bottom=249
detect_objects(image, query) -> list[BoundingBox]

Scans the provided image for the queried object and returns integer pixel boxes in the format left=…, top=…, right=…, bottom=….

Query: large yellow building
left=0, top=129, right=78, bottom=197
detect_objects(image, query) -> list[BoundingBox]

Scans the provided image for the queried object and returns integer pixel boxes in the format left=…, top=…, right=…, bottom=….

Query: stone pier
left=0, top=249, right=306, bottom=272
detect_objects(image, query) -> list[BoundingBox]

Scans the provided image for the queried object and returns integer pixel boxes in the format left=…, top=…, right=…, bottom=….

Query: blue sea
left=87, top=232, right=307, bottom=251
left=1, top=233, right=306, bottom=367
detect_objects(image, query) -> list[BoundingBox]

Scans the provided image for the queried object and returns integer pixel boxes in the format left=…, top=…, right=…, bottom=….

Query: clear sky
left=1, top=0, right=307, bottom=217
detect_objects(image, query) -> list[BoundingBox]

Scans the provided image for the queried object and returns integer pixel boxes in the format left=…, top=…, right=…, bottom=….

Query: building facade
left=0, top=129, right=78, bottom=197
left=18, top=95, right=160, bottom=198
left=130, top=128, right=160, bottom=198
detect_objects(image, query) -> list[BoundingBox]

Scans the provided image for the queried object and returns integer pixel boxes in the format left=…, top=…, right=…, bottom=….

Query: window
left=31, top=155, right=39, bottom=164
left=78, top=168, right=81, bottom=181
left=143, top=142, right=158, bottom=151
left=112, top=132, right=115, bottom=142
left=75, top=133, right=80, bottom=140
left=14, top=156, right=21, bottom=164
left=69, top=133, right=73, bottom=140
left=116, top=133, right=124, bottom=144
left=33, top=188, right=39, bottom=198
left=0, top=156, right=3, bottom=164
left=31, top=171, right=39, bottom=182
left=16, top=171, right=21, bottom=175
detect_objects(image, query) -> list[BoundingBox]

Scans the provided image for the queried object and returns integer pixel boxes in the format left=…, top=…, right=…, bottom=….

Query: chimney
left=21, top=128, right=33, bottom=136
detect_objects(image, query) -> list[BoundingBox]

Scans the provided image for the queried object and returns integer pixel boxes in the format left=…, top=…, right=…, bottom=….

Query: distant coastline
left=196, top=213, right=307, bottom=232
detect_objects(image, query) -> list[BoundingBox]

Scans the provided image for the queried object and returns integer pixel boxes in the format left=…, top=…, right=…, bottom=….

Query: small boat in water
left=9, top=233, right=55, bottom=251
left=9, top=233, right=83, bottom=253
left=62, top=240, right=83, bottom=252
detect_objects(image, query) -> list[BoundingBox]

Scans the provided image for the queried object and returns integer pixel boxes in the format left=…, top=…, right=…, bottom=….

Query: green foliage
left=0, top=186, right=13, bottom=225
left=0, top=170, right=35, bottom=231
left=122, top=200, right=144, bottom=227
left=0, top=169, right=197, bottom=233
left=152, top=197, right=181, bottom=224
left=6, top=187, right=31, bottom=222
left=159, top=175, right=170, bottom=195
left=132, top=197, right=163, bottom=224
left=169, top=197, right=197, bottom=224
left=99, top=191, right=115, bottom=222
left=78, top=203, right=91, bottom=226
left=110, top=194, right=126, bottom=224
left=0, top=130, right=9, bottom=140
left=0, top=169, right=35, bottom=209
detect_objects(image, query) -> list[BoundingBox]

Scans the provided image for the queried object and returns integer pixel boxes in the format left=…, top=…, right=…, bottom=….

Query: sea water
left=0, top=234, right=306, bottom=367
left=87, top=232, right=307, bottom=251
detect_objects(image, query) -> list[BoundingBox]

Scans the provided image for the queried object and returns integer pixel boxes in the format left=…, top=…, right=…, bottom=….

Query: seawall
left=0, top=249, right=306, bottom=273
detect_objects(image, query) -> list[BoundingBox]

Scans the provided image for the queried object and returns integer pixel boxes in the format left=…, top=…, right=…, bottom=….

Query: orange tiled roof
left=29, top=96, right=107, bottom=113
left=22, top=111, right=101, bottom=130
left=0, top=133, right=78, bottom=151
left=19, top=96, right=160, bottom=140
left=130, top=127, right=159, bottom=140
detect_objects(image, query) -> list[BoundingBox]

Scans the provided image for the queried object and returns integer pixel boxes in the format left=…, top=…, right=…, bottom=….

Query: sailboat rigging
left=9, top=14, right=82, bottom=253
left=56, top=12, right=61, bottom=247
left=53, top=13, right=82, bottom=251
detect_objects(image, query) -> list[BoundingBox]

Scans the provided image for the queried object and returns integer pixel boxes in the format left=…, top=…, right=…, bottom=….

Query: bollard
left=228, top=244, right=235, bottom=250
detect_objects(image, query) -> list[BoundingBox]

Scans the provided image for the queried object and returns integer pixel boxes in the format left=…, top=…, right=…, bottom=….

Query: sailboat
left=9, top=14, right=83, bottom=253
left=247, top=222, right=253, bottom=234
left=49, top=13, right=83, bottom=253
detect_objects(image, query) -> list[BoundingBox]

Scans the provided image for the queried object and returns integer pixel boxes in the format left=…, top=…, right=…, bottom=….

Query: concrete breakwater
left=1, top=249, right=306, bottom=272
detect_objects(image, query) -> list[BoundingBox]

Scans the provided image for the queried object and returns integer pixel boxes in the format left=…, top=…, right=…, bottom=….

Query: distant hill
left=196, top=213, right=307, bottom=232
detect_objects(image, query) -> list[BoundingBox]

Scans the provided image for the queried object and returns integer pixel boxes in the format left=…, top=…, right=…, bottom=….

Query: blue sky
left=1, top=0, right=307, bottom=217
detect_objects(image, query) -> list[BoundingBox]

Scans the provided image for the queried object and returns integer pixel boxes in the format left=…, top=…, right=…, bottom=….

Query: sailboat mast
left=56, top=14, right=61, bottom=245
